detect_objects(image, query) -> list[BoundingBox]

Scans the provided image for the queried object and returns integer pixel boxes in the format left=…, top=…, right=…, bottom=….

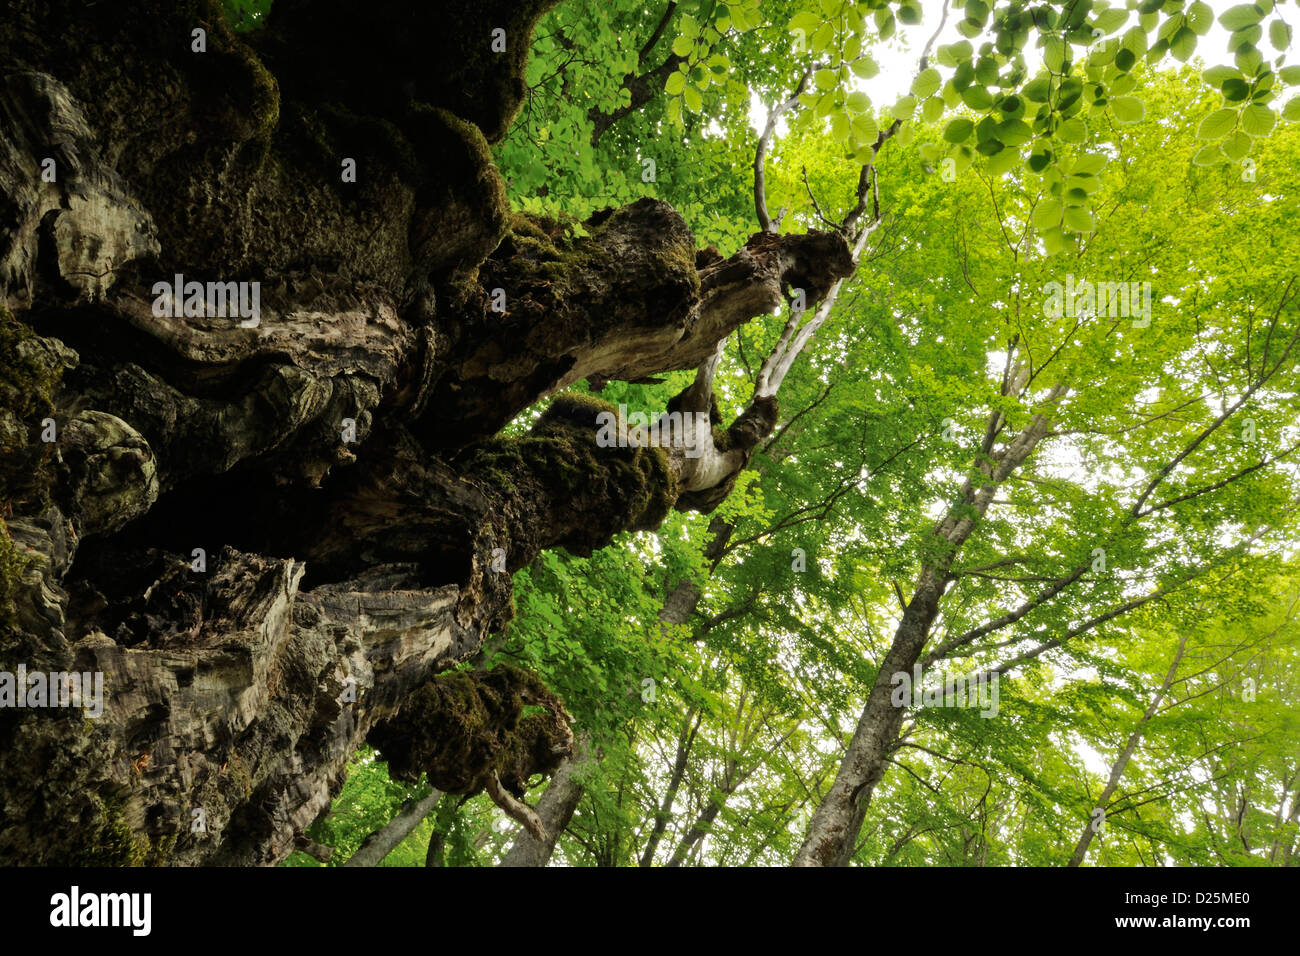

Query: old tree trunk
left=0, top=0, right=853, bottom=864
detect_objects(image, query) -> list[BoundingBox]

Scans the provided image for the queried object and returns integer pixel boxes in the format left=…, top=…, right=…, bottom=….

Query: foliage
left=292, top=2, right=1300, bottom=867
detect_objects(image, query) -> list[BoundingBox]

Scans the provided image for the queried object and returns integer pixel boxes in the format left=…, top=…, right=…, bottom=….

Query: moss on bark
left=368, top=664, right=571, bottom=801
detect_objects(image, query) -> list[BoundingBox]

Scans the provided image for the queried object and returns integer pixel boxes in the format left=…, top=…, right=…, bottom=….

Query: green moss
left=0, top=308, right=65, bottom=511
left=238, top=40, right=280, bottom=140
left=0, top=519, right=31, bottom=633
left=0, top=309, right=67, bottom=642
left=145, top=833, right=178, bottom=866
left=467, top=393, right=678, bottom=540
left=70, top=795, right=149, bottom=867
left=226, top=751, right=254, bottom=796
left=369, top=664, right=570, bottom=799
left=492, top=211, right=595, bottom=291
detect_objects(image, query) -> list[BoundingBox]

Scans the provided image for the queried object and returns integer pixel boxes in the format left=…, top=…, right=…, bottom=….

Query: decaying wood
left=0, top=0, right=851, bottom=865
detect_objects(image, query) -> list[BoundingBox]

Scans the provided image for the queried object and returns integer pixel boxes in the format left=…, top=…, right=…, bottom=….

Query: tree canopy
left=266, top=0, right=1300, bottom=866
left=0, top=0, right=1295, bottom=870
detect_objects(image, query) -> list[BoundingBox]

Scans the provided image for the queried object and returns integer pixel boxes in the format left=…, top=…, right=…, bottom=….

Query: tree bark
left=0, top=0, right=851, bottom=865
left=341, top=788, right=443, bottom=868
left=497, top=734, right=592, bottom=867
left=1066, top=634, right=1189, bottom=867
left=794, top=392, right=1062, bottom=866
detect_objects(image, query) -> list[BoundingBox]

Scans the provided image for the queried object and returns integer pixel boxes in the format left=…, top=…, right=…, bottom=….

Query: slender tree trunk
left=638, top=708, right=702, bottom=866
left=497, top=735, right=593, bottom=867
left=795, top=395, right=1061, bottom=865
left=1067, top=634, right=1189, bottom=867
left=341, top=789, right=443, bottom=867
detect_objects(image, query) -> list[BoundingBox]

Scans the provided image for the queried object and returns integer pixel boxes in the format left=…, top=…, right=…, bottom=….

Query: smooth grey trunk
left=341, top=789, right=443, bottom=867
left=793, top=567, right=947, bottom=866
left=497, top=736, right=592, bottom=867
left=795, top=392, right=1062, bottom=866
left=1067, top=633, right=1189, bottom=867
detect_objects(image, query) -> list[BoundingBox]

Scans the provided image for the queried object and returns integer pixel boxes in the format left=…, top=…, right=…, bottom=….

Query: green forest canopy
left=247, top=0, right=1300, bottom=866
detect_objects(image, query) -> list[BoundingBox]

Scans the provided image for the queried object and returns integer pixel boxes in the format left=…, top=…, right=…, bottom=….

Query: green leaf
left=912, top=68, right=942, bottom=99
left=1111, top=96, right=1146, bottom=124
left=788, top=11, right=820, bottom=36
left=922, top=96, right=946, bottom=122
left=1219, top=5, right=1263, bottom=31
left=891, top=95, right=918, bottom=120
left=847, top=91, right=872, bottom=113
left=671, top=34, right=694, bottom=57
left=1024, top=77, right=1052, bottom=102
left=1240, top=103, right=1276, bottom=135
left=1041, top=225, right=1069, bottom=255
left=1032, top=198, right=1062, bottom=230
left=1169, top=26, right=1197, bottom=62
left=1044, top=36, right=1067, bottom=73
left=943, top=118, right=974, bottom=143
left=815, top=69, right=838, bottom=91
left=852, top=114, right=879, bottom=142
left=851, top=57, right=880, bottom=79
left=1283, top=97, right=1300, bottom=121
left=986, top=146, right=1020, bottom=176
left=1063, top=205, right=1095, bottom=233
left=961, top=85, right=994, bottom=110
left=938, top=40, right=974, bottom=68
left=1222, top=129, right=1253, bottom=159
left=1058, top=116, right=1087, bottom=142
left=1073, top=153, right=1107, bottom=175
left=1121, top=25, right=1149, bottom=57
left=997, top=118, right=1033, bottom=145
left=682, top=83, right=702, bottom=113
left=1196, top=108, right=1237, bottom=139
left=665, top=71, right=686, bottom=95
left=665, top=95, right=682, bottom=126
left=1093, top=8, right=1129, bottom=34
left=1187, top=1, right=1214, bottom=35
left=1235, top=45, right=1264, bottom=76
left=830, top=111, right=850, bottom=141
left=1280, top=66, right=1300, bottom=84
left=1270, top=20, right=1292, bottom=51
left=1204, top=65, right=1244, bottom=86
left=1222, top=77, right=1251, bottom=102
left=812, top=21, right=834, bottom=53
left=1191, top=143, right=1226, bottom=164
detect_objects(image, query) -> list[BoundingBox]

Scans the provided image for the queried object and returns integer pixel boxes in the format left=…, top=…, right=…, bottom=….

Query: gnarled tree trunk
left=0, top=0, right=852, bottom=865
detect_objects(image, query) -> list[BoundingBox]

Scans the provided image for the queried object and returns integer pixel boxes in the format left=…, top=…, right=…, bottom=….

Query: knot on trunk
left=743, top=229, right=855, bottom=304
left=368, top=664, right=574, bottom=802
